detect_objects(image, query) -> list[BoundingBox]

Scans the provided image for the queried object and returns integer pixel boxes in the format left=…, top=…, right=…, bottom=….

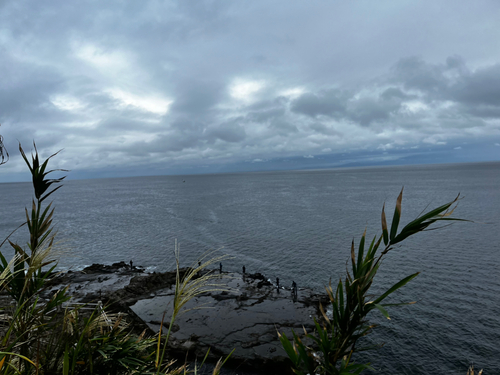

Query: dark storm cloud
left=347, top=96, right=404, bottom=126
left=105, top=132, right=201, bottom=154
left=170, top=79, right=225, bottom=116
left=452, top=64, right=500, bottom=106
left=97, top=116, right=165, bottom=132
left=291, top=90, right=347, bottom=118
left=308, top=123, right=340, bottom=136
left=291, top=88, right=405, bottom=126
left=246, top=107, right=285, bottom=123
left=0, top=59, right=64, bottom=121
left=391, top=56, right=450, bottom=94
left=465, top=105, right=500, bottom=119
left=207, top=121, right=246, bottom=143
left=156, top=132, right=203, bottom=153
left=380, top=87, right=413, bottom=100
left=293, top=56, right=500, bottom=130
left=387, top=56, right=500, bottom=121
left=168, top=117, right=205, bottom=134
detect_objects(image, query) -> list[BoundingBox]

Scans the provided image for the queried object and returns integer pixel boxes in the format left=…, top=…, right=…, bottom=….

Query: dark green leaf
left=381, top=204, right=389, bottom=246
left=390, top=188, right=403, bottom=241
left=373, top=272, right=419, bottom=305
left=373, top=303, right=390, bottom=320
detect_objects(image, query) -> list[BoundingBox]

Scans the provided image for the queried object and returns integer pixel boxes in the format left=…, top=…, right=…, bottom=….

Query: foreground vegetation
left=0, top=143, right=231, bottom=374
left=0, top=138, right=474, bottom=374
left=279, top=189, right=465, bottom=374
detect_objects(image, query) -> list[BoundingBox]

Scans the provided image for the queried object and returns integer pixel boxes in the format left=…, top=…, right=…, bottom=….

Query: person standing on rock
left=242, top=266, right=246, bottom=274
left=219, top=262, right=222, bottom=274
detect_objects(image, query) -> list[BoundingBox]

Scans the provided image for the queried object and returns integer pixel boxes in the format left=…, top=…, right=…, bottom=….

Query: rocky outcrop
left=47, top=263, right=328, bottom=374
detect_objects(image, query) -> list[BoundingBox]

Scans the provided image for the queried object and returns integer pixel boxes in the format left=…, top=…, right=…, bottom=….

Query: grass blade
left=390, top=188, right=403, bottom=241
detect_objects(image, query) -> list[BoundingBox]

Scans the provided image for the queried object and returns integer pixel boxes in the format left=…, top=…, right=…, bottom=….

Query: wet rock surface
left=46, top=263, right=328, bottom=374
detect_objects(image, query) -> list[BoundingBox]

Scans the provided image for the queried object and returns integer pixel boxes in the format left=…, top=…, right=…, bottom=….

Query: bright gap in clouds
left=404, top=100, right=429, bottom=113
left=51, top=95, right=85, bottom=111
left=106, top=89, right=172, bottom=115
left=229, top=79, right=265, bottom=101
left=74, top=43, right=131, bottom=72
left=279, top=87, right=306, bottom=98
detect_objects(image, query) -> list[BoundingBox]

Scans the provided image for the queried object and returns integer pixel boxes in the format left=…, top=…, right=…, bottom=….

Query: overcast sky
left=1, top=0, right=500, bottom=181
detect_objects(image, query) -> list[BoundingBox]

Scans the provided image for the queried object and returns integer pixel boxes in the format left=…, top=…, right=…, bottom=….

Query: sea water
left=1, top=162, right=499, bottom=374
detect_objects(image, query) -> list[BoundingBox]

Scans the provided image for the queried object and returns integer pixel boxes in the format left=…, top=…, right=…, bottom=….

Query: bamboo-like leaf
left=356, top=229, right=366, bottom=275
left=19, top=143, right=33, bottom=174
left=293, top=330, right=316, bottom=372
left=278, top=331, right=298, bottom=362
left=319, top=303, right=331, bottom=325
left=381, top=204, right=389, bottom=245
left=331, top=298, right=341, bottom=326
left=31, top=201, right=36, bottom=223
left=278, top=191, right=465, bottom=373
left=63, top=346, right=69, bottom=375
left=0, top=352, right=36, bottom=368
left=373, top=304, right=391, bottom=320
left=325, top=282, right=335, bottom=303
left=9, top=241, right=25, bottom=256
left=366, top=235, right=382, bottom=261
left=0, top=252, right=9, bottom=270
left=39, top=203, right=53, bottom=223
left=40, top=184, right=64, bottom=203
left=338, top=278, right=345, bottom=319
left=390, top=188, right=403, bottom=241
left=350, top=239, right=356, bottom=276
left=399, top=195, right=460, bottom=233
left=19, top=142, right=68, bottom=203
left=373, top=272, right=419, bottom=305
left=391, top=212, right=467, bottom=246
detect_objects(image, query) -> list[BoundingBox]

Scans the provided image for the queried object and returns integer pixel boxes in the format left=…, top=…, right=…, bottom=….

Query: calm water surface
left=1, top=162, right=499, bottom=374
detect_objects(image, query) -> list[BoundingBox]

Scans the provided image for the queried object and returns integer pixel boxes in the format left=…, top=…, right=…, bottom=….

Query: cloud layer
left=1, top=1, right=499, bottom=180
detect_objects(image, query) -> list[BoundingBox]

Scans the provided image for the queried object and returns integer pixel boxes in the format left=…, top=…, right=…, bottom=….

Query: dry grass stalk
left=467, top=365, right=483, bottom=375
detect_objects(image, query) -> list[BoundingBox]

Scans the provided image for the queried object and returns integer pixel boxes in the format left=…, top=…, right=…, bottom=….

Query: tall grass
left=155, top=240, right=234, bottom=374
left=0, top=143, right=231, bottom=374
left=279, top=189, right=467, bottom=375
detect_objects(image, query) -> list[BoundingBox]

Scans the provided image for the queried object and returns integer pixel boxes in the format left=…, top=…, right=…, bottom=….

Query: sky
left=1, top=0, right=500, bottom=181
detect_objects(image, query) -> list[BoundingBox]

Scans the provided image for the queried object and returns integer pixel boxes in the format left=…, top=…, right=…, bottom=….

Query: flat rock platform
left=45, top=262, right=329, bottom=374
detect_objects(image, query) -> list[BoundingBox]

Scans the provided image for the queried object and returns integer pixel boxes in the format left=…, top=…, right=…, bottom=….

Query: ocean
left=1, top=162, right=499, bottom=374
